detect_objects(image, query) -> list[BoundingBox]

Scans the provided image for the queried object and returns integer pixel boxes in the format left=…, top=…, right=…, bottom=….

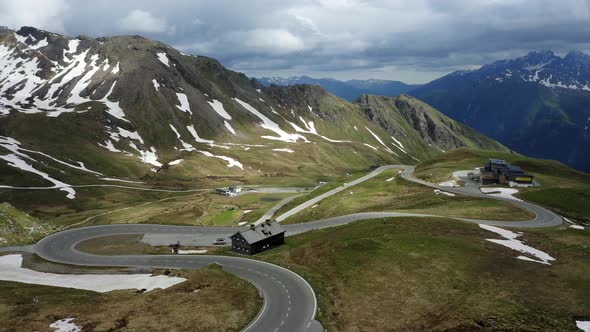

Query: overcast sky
left=1, top=0, right=590, bottom=83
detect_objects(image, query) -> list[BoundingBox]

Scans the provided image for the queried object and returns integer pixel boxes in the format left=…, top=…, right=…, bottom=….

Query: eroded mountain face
left=411, top=51, right=590, bottom=172
left=0, top=26, right=506, bottom=200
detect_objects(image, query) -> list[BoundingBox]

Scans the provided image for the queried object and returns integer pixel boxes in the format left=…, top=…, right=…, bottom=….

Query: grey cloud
left=1, top=0, right=590, bottom=83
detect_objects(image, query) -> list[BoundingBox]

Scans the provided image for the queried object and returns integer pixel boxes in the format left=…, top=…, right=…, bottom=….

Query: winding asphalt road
left=17, top=165, right=564, bottom=331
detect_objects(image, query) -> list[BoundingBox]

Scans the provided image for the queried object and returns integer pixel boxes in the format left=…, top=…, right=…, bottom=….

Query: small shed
left=230, top=220, right=285, bottom=255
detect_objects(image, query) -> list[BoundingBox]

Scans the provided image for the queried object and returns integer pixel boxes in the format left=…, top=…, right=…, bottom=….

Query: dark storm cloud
left=1, top=0, right=589, bottom=83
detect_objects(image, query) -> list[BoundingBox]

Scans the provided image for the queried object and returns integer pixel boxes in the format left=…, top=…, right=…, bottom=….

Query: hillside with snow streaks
left=0, top=136, right=77, bottom=198
left=0, top=26, right=507, bottom=198
left=208, top=99, right=237, bottom=135
left=233, top=98, right=307, bottom=143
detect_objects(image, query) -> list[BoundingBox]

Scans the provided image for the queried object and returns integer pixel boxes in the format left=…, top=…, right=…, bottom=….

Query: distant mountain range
left=411, top=50, right=590, bottom=172
left=256, top=76, right=421, bottom=101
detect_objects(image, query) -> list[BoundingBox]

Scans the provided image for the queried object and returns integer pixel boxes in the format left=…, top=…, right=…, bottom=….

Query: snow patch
left=577, top=321, right=590, bottom=332
left=570, top=225, right=585, bottom=230
left=0, top=152, right=76, bottom=199
left=129, top=143, right=162, bottom=167
left=363, top=143, right=378, bottom=151
left=207, top=99, right=231, bottom=119
left=480, top=187, right=522, bottom=201
left=187, top=125, right=215, bottom=145
left=365, top=127, right=397, bottom=155
left=111, top=62, right=120, bottom=74
left=99, top=81, right=127, bottom=121
left=479, top=225, right=555, bottom=265
left=0, top=254, right=186, bottom=292
left=169, top=159, right=184, bottom=166
left=169, top=124, right=195, bottom=151
left=50, top=318, right=81, bottom=332
left=390, top=136, right=407, bottom=154
left=439, top=180, right=460, bottom=187
left=197, top=150, right=243, bottom=170
left=224, top=121, right=237, bottom=135
left=434, top=189, right=455, bottom=197
left=152, top=79, right=160, bottom=91
left=100, top=177, right=143, bottom=184
left=178, top=249, right=207, bottom=254
left=98, top=140, right=121, bottom=152
left=385, top=177, right=395, bottom=182
left=273, top=148, right=295, bottom=153
left=156, top=52, right=170, bottom=67
left=234, top=98, right=307, bottom=143
left=175, top=93, right=192, bottom=114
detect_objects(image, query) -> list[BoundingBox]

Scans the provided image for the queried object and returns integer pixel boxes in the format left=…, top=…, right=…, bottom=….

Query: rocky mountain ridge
left=256, top=75, right=420, bottom=101
left=0, top=26, right=507, bottom=202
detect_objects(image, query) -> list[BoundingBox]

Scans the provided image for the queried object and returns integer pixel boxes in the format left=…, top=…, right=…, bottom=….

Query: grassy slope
left=0, top=203, right=56, bottom=246
left=279, top=168, right=533, bottom=224
left=414, top=148, right=590, bottom=222
left=0, top=265, right=261, bottom=332
left=259, top=217, right=590, bottom=331
left=42, top=189, right=294, bottom=228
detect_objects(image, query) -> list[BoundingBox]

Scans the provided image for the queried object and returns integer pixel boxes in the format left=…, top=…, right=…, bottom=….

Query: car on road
left=213, top=238, right=227, bottom=245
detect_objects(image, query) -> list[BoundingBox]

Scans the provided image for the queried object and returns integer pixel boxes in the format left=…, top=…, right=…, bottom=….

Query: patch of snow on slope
left=439, top=180, right=459, bottom=187
left=197, top=150, right=243, bottom=169
left=128, top=142, right=162, bottom=167
left=479, top=224, right=555, bottom=265
left=111, top=62, right=120, bottom=74
left=169, top=159, right=183, bottom=166
left=65, top=54, right=102, bottom=105
left=390, top=136, right=407, bottom=153
left=480, top=187, right=522, bottom=201
left=570, top=225, right=585, bottom=230
left=63, top=39, right=80, bottom=59
left=363, top=143, right=378, bottom=150
left=385, top=177, right=395, bottom=182
left=50, top=318, right=81, bottom=332
left=224, top=121, right=237, bottom=135
left=365, top=127, right=397, bottom=155
left=99, top=81, right=127, bottom=121
left=577, top=321, right=590, bottom=332
left=187, top=125, right=215, bottom=144
left=98, top=140, right=121, bottom=152
left=100, top=177, right=143, bottom=184
left=156, top=52, right=170, bottom=67
left=273, top=148, right=295, bottom=153
left=13, top=33, right=28, bottom=45
left=178, top=249, right=207, bottom=254
left=0, top=136, right=101, bottom=176
left=30, top=37, right=48, bottom=50
left=207, top=99, right=231, bottom=119
left=434, top=189, right=455, bottom=196
left=116, top=127, right=144, bottom=144
left=0, top=45, right=45, bottom=113
left=169, top=124, right=195, bottom=151
left=233, top=98, right=307, bottom=143
left=152, top=79, right=160, bottom=91
left=287, top=117, right=351, bottom=143
left=176, top=92, right=192, bottom=114
left=0, top=254, right=186, bottom=292
left=0, top=154, right=76, bottom=199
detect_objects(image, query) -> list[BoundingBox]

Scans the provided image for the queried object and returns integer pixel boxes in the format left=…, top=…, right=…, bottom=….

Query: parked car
left=213, top=238, right=227, bottom=245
